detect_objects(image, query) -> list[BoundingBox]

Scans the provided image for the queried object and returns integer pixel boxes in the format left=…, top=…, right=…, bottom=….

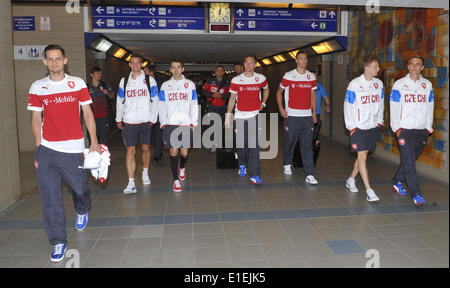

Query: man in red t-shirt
left=276, top=51, right=319, bottom=185
left=225, top=55, right=269, bottom=184
left=88, top=66, right=114, bottom=146
left=28, top=45, right=100, bottom=263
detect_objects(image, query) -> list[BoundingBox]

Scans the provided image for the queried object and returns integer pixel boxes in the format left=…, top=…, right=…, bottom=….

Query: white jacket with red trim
left=389, top=74, right=434, bottom=134
left=343, top=74, right=384, bottom=132
left=158, top=75, right=199, bottom=127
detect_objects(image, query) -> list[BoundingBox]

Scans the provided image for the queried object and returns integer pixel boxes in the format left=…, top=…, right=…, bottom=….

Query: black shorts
left=162, top=125, right=193, bottom=148
left=122, top=123, right=152, bottom=147
left=350, top=126, right=381, bottom=152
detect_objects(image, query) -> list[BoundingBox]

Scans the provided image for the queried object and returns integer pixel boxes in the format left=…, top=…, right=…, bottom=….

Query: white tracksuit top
left=389, top=74, right=434, bottom=134
left=343, top=74, right=384, bottom=132
left=158, top=75, right=199, bottom=127
left=116, top=71, right=159, bottom=124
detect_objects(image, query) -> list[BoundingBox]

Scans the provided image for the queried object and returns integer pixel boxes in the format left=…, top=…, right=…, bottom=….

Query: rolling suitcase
left=216, top=127, right=239, bottom=169
left=292, top=141, right=320, bottom=168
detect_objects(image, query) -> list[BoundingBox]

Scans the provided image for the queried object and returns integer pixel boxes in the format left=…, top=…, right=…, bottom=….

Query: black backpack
left=122, top=74, right=154, bottom=104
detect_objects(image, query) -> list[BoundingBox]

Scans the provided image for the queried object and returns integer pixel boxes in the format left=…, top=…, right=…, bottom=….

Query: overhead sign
left=234, top=8, right=338, bottom=32
left=13, top=16, right=35, bottom=31
left=92, top=6, right=205, bottom=30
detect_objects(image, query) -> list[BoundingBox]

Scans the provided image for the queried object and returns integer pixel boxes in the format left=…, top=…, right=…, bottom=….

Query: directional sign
left=234, top=8, right=338, bottom=32
left=92, top=6, right=205, bottom=30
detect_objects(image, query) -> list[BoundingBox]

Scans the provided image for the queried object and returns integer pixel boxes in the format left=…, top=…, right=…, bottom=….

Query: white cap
left=84, top=151, right=102, bottom=169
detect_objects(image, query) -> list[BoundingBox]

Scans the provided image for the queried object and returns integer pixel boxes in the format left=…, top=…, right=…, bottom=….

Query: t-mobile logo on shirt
left=42, top=95, right=77, bottom=105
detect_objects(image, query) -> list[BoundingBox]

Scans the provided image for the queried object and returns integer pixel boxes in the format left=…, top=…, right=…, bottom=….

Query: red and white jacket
left=27, top=74, right=92, bottom=153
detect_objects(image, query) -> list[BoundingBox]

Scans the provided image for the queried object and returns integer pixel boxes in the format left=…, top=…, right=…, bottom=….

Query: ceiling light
left=125, top=54, right=132, bottom=62
left=261, top=58, right=272, bottom=65
left=273, top=55, right=286, bottom=63
left=113, top=48, right=127, bottom=58
left=95, top=38, right=113, bottom=52
left=288, top=50, right=299, bottom=59
left=142, top=61, right=149, bottom=67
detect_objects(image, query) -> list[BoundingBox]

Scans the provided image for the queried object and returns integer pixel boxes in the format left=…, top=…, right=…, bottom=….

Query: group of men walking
left=28, top=44, right=434, bottom=262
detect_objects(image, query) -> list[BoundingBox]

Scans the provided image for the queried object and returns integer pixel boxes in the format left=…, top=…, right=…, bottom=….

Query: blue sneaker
left=50, top=243, right=66, bottom=263
left=76, top=211, right=88, bottom=231
left=238, top=165, right=246, bottom=177
left=393, top=181, right=407, bottom=196
left=413, top=194, right=426, bottom=206
left=250, top=176, right=263, bottom=185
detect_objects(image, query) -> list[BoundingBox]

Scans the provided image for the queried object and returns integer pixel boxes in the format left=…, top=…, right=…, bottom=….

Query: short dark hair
left=408, top=55, right=425, bottom=66
left=216, top=65, right=225, bottom=70
left=296, top=50, right=308, bottom=58
left=144, top=65, right=156, bottom=72
left=234, top=63, right=244, bottom=68
left=362, top=55, right=378, bottom=69
left=170, top=59, right=184, bottom=67
left=90, top=66, right=101, bottom=75
left=130, top=53, right=143, bottom=62
left=244, top=54, right=257, bottom=62
left=44, top=44, right=65, bottom=58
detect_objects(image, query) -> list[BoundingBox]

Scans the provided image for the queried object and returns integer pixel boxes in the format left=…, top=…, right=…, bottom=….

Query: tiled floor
left=0, top=129, right=448, bottom=268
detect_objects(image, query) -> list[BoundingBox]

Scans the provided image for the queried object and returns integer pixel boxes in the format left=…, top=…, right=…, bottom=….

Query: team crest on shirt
left=184, top=83, right=189, bottom=88
left=255, top=77, right=259, bottom=82
left=68, top=81, right=75, bottom=89
left=422, top=83, right=426, bottom=89
left=307, top=75, right=311, bottom=80
left=399, top=138, right=406, bottom=145
left=352, top=144, right=358, bottom=150
left=34, top=161, right=39, bottom=169
left=373, top=83, right=378, bottom=89
left=143, top=79, right=146, bottom=84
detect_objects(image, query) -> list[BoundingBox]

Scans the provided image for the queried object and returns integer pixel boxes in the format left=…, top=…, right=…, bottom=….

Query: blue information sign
left=234, top=8, right=337, bottom=32
left=13, top=16, right=35, bottom=31
left=92, top=6, right=205, bottom=30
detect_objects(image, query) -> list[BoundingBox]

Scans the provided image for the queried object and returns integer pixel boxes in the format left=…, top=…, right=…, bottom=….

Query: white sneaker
left=173, top=180, right=182, bottom=193
left=366, top=189, right=380, bottom=202
left=123, top=182, right=137, bottom=194
left=283, top=165, right=292, bottom=175
left=346, top=177, right=358, bottom=193
left=305, top=175, right=318, bottom=185
left=142, top=172, right=151, bottom=185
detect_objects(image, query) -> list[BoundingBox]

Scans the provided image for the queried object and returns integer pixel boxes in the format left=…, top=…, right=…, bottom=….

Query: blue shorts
left=162, top=125, right=193, bottom=148
left=122, top=123, right=152, bottom=147
left=350, top=126, right=381, bottom=152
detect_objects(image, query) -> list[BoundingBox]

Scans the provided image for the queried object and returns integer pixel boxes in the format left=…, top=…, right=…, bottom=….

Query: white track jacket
left=389, top=74, right=434, bottom=134
left=344, top=74, right=384, bottom=132
left=116, top=71, right=158, bottom=124
left=158, top=75, right=199, bottom=127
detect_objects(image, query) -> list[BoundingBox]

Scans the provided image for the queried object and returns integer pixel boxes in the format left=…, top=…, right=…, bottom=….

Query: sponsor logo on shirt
left=42, top=95, right=77, bottom=105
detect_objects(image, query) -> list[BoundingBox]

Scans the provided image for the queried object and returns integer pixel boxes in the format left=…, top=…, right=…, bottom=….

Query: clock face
left=209, top=2, right=231, bottom=23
